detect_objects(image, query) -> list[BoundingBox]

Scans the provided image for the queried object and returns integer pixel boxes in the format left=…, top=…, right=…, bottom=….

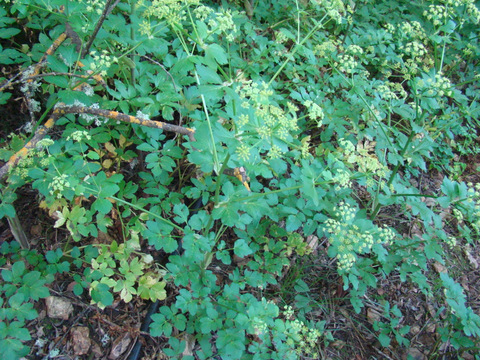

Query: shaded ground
left=2, top=164, right=479, bottom=360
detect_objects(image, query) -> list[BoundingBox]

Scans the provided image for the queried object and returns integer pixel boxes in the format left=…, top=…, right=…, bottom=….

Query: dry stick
left=0, top=106, right=196, bottom=180
left=54, top=105, right=196, bottom=142
left=0, top=116, right=55, bottom=179
left=81, top=0, right=118, bottom=57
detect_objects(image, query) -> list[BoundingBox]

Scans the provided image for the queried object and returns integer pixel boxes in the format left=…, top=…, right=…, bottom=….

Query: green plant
left=0, top=0, right=480, bottom=358
left=0, top=243, right=52, bottom=358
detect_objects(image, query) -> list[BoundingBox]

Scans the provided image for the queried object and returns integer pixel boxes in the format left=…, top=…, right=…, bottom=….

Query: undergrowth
left=0, top=0, right=480, bottom=358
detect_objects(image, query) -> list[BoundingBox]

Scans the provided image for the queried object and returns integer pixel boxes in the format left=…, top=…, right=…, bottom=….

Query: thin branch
left=82, top=0, right=118, bottom=57
left=53, top=105, right=196, bottom=142
left=0, top=105, right=196, bottom=180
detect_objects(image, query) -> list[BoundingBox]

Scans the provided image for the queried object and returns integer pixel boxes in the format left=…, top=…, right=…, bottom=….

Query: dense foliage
left=0, top=0, right=480, bottom=358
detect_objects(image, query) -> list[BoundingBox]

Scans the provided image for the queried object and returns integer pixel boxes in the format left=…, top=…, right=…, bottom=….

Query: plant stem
left=370, top=130, right=416, bottom=220
left=267, top=14, right=328, bottom=87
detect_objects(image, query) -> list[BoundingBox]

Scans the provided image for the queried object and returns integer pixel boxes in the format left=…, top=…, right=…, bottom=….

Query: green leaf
left=0, top=203, right=15, bottom=218
left=92, top=197, right=113, bottom=214
left=91, top=283, right=113, bottom=306
left=378, top=331, right=391, bottom=347
left=44, top=75, right=69, bottom=88
left=150, top=313, right=172, bottom=337
left=173, top=203, right=189, bottom=224
left=217, top=249, right=231, bottom=265
left=0, top=27, right=20, bottom=39
left=0, top=337, right=30, bottom=358
left=0, top=47, right=27, bottom=64
left=142, top=220, right=177, bottom=253
left=19, top=271, right=49, bottom=301
left=2, top=261, right=25, bottom=283
left=196, top=64, right=222, bottom=85
left=216, top=329, right=246, bottom=359
left=8, top=293, right=37, bottom=322
left=233, top=239, right=253, bottom=257
left=286, top=214, right=302, bottom=231
left=205, top=44, right=228, bottom=65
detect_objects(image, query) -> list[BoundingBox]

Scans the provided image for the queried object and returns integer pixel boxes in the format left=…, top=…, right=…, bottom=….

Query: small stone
left=71, top=326, right=91, bottom=356
left=407, top=347, right=426, bottom=360
left=45, top=296, right=74, bottom=320
left=108, top=332, right=132, bottom=359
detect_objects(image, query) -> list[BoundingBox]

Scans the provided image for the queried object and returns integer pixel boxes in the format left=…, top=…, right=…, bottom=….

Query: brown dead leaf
left=307, top=235, right=319, bottom=252
left=45, top=296, right=74, bottom=320
left=464, top=246, right=479, bottom=269
left=367, top=307, right=382, bottom=324
left=432, top=262, right=447, bottom=273
left=71, top=326, right=91, bottom=356
left=109, top=332, right=132, bottom=359
left=331, top=340, right=346, bottom=349
left=426, top=322, right=436, bottom=333
left=232, top=254, right=249, bottom=267
left=407, top=347, right=427, bottom=360
left=91, top=341, right=103, bottom=358
left=182, top=333, right=196, bottom=357
left=460, top=276, right=470, bottom=291
left=30, top=223, right=42, bottom=237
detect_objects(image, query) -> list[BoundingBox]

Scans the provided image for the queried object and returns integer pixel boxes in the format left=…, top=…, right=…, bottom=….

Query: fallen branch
left=0, top=105, right=196, bottom=180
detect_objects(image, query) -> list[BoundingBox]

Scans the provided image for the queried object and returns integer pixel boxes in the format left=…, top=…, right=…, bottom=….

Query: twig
left=0, top=105, right=196, bottom=180
left=82, top=0, right=119, bottom=57
left=140, top=55, right=183, bottom=128
left=53, top=105, right=196, bottom=142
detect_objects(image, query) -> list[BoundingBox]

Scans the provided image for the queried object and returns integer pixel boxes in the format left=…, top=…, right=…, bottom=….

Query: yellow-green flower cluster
left=423, top=4, right=449, bottom=27
left=339, top=138, right=388, bottom=181
left=377, top=81, right=407, bottom=101
left=445, top=236, right=457, bottom=249
left=466, top=182, right=480, bottom=232
left=67, top=130, right=92, bottom=143
left=418, top=72, right=453, bottom=98
left=335, top=54, right=358, bottom=74
left=400, top=21, right=427, bottom=42
left=384, top=23, right=396, bottom=34
left=332, top=168, right=352, bottom=190
left=465, top=0, right=480, bottom=23
left=37, top=138, right=55, bottom=149
left=144, top=0, right=200, bottom=26
left=452, top=207, right=464, bottom=222
left=378, top=225, right=396, bottom=246
left=275, top=30, right=288, bottom=45
left=314, top=40, right=337, bottom=57
left=324, top=202, right=375, bottom=271
left=89, top=50, right=118, bottom=77
left=138, top=19, right=154, bottom=39
left=208, top=9, right=237, bottom=42
left=236, top=143, right=251, bottom=161
left=300, top=137, right=311, bottom=159
left=310, top=0, right=346, bottom=24
left=193, top=4, right=213, bottom=21
left=235, top=80, right=298, bottom=159
left=9, top=147, right=49, bottom=178
left=282, top=306, right=322, bottom=357
left=49, top=174, right=71, bottom=199
left=84, top=0, right=106, bottom=15
left=268, top=144, right=283, bottom=159
left=304, top=100, right=324, bottom=126
left=346, top=44, right=363, bottom=56
left=377, top=83, right=398, bottom=101
left=400, top=41, right=427, bottom=60
left=324, top=202, right=394, bottom=271
left=434, top=0, right=480, bottom=24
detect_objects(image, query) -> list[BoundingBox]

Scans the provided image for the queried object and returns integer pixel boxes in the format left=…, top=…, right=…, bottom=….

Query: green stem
left=194, top=70, right=220, bottom=173
left=370, top=130, right=416, bottom=220
left=267, top=14, right=328, bottom=87
left=107, top=194, right=183, bottom=232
